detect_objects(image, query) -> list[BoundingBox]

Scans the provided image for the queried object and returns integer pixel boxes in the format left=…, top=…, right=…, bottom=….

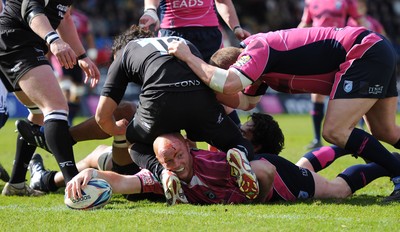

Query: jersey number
left=136, top=37, right=185, bottom=55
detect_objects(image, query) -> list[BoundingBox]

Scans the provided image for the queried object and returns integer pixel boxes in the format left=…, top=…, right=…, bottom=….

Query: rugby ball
left=64, top=178, right=112, bottom=210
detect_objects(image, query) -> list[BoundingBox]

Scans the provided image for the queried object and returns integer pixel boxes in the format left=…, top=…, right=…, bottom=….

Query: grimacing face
left=154, top=135, right=193, bottom=182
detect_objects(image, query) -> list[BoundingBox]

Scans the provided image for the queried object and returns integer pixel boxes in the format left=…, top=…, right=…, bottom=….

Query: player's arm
left=65, top=168, right=142, bottom=199
left=215, top=0, right=251, bottom=40
left=24, top=1, right=76, bottom=69
left=216, top=92, right=261, bottom=110
left=168, top=41, right=250, bottom=94
left=57, top=8, right=100, bottom=87
left=95, top=96, right=129, bottom=137
left=297, top=3, right=312, bottom=28
left=138, top=0, right=160, bottom=30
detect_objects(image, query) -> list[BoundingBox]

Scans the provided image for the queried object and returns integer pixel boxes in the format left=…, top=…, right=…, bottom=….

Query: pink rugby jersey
left=301, top=0, right=361, bottom=27
left=234, top=26, right=381, bottom=98
left=181, top=149, right=248, bottom=204
left=159, top=0, right=219, bottom=28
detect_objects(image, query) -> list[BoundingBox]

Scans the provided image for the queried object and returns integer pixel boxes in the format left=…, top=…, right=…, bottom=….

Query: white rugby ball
left=64, top=178, right=112, bottom=210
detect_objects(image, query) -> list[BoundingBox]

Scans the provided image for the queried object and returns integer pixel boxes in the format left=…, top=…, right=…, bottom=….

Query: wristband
left=233, top=25, right=241, bottom=32
left=44, top=31, right=60, bottom=45
left=143, top=8, right=159, bottom=22
left=77, top=53, right=87, bottom=60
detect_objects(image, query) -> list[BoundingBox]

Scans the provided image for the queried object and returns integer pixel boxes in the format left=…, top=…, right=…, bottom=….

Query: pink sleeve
left=232, top=37, right=270, bottom=83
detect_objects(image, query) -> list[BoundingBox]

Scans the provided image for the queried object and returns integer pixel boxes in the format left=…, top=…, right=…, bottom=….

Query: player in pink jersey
left=139, top=0, right=250, bottom=62
left=346, top=0, right=386, bottom=36
left=298, top=0, right=368, bottom=150
left=168, top=26, right=400, bottom=202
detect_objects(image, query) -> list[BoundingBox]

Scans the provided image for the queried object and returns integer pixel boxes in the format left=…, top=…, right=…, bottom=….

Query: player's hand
left=234, top=27, right=251, bottom=41
left=168, top=40, right=191, bottom=62
left=50, top=39, right=77, bottom=69
left=65, top=169, right=94, bottom=200
left=114, top=118, right=129, bottom=135
left=78, top=57, right=100, bottom=88
left=138, top=9, right=160, bottom=31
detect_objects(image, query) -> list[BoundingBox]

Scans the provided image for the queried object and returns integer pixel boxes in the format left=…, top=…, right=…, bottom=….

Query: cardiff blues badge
left=344, top=80, right=353, bottom=93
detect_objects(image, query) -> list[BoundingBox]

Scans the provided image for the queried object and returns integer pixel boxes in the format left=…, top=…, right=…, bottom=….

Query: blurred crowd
left=74, top=0, right=400, bottom=51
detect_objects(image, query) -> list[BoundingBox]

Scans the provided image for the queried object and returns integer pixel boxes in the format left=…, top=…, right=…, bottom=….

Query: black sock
left=338, top=162, right=389, bottom=193
left=311, top=102, right=324, bottom=141
left=345, top=128, right=400, bottom=177
left=41, top=170, right=59, bottom=192
left=9, top=133, right=36, bottom=184
left=44, top=119, right=78, bottom=183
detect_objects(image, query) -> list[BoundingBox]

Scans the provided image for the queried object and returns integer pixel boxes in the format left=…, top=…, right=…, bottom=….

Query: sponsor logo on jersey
left=234, top=55, right=251, bottom=67
left=368, top=85, right=383, bottom=95
left=172, top=0, right=204, bottom=9
left=170, top=80, right=201, bottom=88
left=344, top=80, right=353, bottom=93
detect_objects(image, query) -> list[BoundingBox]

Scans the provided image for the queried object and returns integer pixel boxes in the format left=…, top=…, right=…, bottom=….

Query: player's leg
left=2, top=99, right=45, bottom=196
left=306, top=93, right=325, bottom=150
left=250, top=158, right=275, bottom=203
left=324, top=98, right=400, bottom=200
left=296, top=145, right=350, bottom=172
left=312, top=172, right=352, bottom=199
left=18, top=65, right=78, bottom=184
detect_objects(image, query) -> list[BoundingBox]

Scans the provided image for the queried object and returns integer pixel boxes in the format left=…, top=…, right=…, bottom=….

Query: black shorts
left=126, top=90, right=252, bottom=156
left=332, top=32, right=398, bottom=99
left=0, top=28, right=50, bottom=92
left=159, top=26, right=222, bottom=62
left=255, top=154, right=315, bottom=202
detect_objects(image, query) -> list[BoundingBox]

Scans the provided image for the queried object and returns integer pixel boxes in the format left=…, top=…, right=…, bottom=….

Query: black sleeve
left=20, top=0, right=46, bottom=25
left=101, top=53, right=130, bottom=104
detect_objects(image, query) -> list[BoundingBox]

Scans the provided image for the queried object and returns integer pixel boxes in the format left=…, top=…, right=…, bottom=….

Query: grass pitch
left=0, top=115, right=399, bottom=231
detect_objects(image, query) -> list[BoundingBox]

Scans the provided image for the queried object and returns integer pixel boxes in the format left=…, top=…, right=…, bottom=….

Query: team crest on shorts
left=344, top=80, right=353, bottom=93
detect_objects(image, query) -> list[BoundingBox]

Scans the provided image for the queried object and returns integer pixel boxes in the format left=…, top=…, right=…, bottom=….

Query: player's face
left=156, top=139, right=193, bottom=182
left=240, top=119, right=254, bottom=143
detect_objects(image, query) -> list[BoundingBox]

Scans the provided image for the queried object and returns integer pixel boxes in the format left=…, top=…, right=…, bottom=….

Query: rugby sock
left=303, top=145, right=348, bottom=172
left=43, top=111, right=78, bottom=183
left=311, top=102, right=324, bottom=141
left=40, top=170, right=59, bottom=192
left=228, top=110, right=241, bottom=127
left=9, top=134, right=35, bottom=183
left=338, top=163, right=389, bottom=193
left=345, top=128, right=400, bottom=190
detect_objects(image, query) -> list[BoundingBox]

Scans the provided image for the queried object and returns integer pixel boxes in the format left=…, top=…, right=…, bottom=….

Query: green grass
left=0, top=115, right=399, bottom=231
